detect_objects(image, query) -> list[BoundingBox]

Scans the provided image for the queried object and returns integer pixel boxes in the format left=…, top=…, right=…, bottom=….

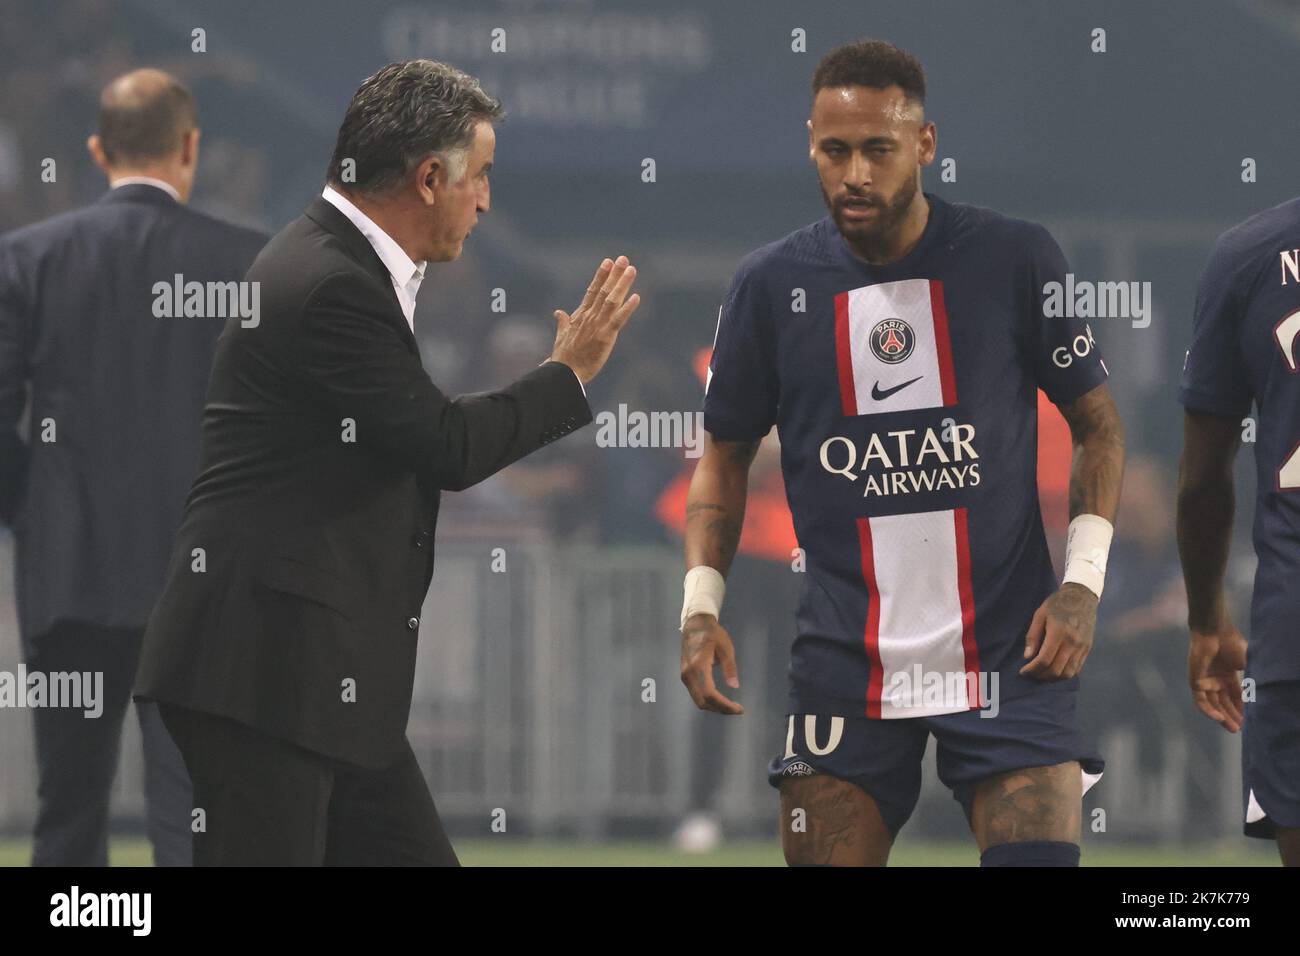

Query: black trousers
left=157, top=703, right=460, bottom=866
left=28, top=620, right=193, bottom=866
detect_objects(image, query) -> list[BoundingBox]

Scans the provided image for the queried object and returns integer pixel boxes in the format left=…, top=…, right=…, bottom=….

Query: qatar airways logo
left=819, top=419, right=981, bottom=498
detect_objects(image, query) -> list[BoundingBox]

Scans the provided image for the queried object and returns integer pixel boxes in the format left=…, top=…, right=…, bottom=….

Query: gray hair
left=326, top=59, right=503, bottom=195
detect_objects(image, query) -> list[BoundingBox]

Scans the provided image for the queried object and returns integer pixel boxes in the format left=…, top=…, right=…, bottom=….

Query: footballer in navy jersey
left=1178, top=196, right=1300, bottom=864
left=706, top=194, right=1106, bottom=719
left=679, top=40, right=1125, bottom=866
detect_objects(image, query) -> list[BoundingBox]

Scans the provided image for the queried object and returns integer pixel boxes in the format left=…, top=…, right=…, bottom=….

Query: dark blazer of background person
left=133, top=194, right=592, bottom=768
left=0, top=183, right=267, bottom=654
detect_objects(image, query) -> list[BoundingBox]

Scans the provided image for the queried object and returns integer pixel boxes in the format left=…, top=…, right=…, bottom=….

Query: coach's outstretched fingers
left=550, top=255, right=641, bottom=386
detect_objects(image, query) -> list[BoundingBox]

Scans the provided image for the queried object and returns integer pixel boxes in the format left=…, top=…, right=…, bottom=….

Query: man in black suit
left=0, top=68, right=267, bottom=866
left=134, top=60, right=641, bottom=865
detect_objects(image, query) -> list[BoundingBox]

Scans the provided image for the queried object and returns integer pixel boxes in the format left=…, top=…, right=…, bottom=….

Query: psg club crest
left=870, top=317, right=915, bottom=364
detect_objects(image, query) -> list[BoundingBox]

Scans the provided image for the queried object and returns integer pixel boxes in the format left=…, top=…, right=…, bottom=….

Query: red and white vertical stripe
left=856, top=507, right=981, bottom=718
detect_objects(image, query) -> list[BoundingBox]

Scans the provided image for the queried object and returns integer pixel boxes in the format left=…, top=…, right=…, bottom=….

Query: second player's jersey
left=1180, top=196, right=1300, bottom=685
left=703, top=193, right=1108, bottom=718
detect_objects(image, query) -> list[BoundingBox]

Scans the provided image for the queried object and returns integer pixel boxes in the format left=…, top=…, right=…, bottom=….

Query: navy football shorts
left=1242, top=679, right=1300, bottom=839
left=767, top=681, right=1104, bottom=839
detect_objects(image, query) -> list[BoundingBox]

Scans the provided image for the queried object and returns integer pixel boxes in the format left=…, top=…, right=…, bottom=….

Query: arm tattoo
left=684, top=439, right=759, bottom=575
left=1059, top=385, right=1125, bottom=521
left=685, top=501, right=744, bottom=573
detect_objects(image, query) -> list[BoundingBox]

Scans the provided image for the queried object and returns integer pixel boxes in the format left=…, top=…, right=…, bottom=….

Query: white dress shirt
left=320, top=185, right=584, bottom=397
left=111, top=176, right=180, bottom=201
left=322, top=185, right=425, bottom=332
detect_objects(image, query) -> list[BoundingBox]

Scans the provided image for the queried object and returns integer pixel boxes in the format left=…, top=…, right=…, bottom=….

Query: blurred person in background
left=599, top=349, right=696, bottom=545
left=441, top=315, right=599, bottom=542
left=0, top=67, right=267, bottom=866
left=1099, top=457, right=1186, bottom=657
left=1080, top=455, right=1216, bottom=832
left=1037, top=390, right=1073, bottom=575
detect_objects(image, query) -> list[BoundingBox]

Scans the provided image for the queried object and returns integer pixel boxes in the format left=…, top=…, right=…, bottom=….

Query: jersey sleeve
left=702, top=257, right=778, bottom=441
left=1179, top=233, right=1254, bottom=418
left=1024, top=224, right=1109, bottom=407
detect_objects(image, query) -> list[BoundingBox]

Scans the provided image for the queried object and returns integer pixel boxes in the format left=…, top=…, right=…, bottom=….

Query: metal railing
left=0, top=534, right=1246, bottom=844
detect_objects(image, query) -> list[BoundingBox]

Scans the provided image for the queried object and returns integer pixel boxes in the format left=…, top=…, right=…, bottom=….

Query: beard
left=820, top=174, right=919, bottom=260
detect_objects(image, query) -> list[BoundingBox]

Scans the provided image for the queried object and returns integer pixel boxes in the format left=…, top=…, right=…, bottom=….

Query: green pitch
left=0, top=838, right=1278, bottom=867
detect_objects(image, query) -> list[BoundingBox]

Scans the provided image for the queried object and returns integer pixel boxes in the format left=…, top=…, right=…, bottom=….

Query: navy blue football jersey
left=1180, top=196, right=1300, bottom=685
left=703, top=193, right=1109, bottom=718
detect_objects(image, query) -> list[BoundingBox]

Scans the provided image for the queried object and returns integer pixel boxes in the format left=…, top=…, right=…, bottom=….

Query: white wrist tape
left=1062, top=514, right=1113, bottom=599
left=680, top=565, right=725, bottom=631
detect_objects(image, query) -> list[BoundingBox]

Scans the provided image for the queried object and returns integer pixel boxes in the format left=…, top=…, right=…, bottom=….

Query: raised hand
left=550, top=256, right=641, bottom=385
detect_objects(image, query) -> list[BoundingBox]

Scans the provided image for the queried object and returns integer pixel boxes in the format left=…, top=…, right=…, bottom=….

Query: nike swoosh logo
left=871, top=376, right=923, bottom=401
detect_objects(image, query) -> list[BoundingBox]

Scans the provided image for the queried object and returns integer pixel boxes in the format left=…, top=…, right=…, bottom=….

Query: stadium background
left=0, top=0, right=1290, bottom=864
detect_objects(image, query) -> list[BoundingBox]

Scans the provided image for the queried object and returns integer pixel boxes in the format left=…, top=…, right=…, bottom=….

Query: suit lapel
left=303, top=197, right=419, bottom=354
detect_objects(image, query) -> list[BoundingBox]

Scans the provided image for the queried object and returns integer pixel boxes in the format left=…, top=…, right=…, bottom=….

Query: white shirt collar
left=110, top=176, right=180, bottom=201
left=321, top=185, right=426, bottom=299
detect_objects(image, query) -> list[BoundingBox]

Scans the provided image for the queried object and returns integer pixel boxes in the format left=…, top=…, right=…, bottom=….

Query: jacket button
left=407, top=616, right=419, bottom=629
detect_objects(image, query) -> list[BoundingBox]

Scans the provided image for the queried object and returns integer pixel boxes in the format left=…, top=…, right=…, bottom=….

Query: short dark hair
left=97, top=71, right=197, bottom=165
left=812, top=39, right=926, bottom=107
left=327, top=60, right=504, bottom=196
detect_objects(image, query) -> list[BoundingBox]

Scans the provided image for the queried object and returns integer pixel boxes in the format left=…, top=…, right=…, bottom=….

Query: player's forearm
left=1175, top=463, right=1235, bottom=631
left=1061, top=386, right=1125, bottom=522
left=1067, top=429, right=1124, bottom=522
left=683, top=438, right=757, bottom=577
left=1176, top=411, right=1243, bottom=632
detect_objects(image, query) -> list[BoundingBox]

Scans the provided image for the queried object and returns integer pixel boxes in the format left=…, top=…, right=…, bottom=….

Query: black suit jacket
left=134, top=196, right=592, bottom=768
left=0, top=184, right=267, bottom=653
